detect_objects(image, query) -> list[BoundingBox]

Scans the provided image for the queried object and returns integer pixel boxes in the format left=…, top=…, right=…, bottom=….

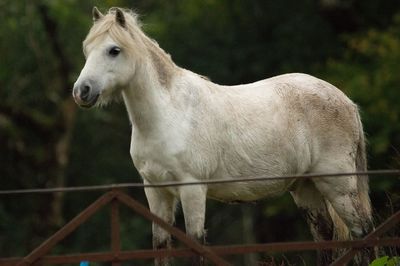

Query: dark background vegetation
left=1, top=0, right=399, bottom=264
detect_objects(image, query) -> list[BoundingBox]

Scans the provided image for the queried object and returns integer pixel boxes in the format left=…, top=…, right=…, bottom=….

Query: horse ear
left=115, top=8, right=126, bottom=28
left=92, top=6, right=103, bottom=22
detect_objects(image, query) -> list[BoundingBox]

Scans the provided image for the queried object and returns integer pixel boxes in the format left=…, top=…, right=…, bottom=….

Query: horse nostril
left=80, top=83, right=91, bottom=101
left=82, top=85, right=90, bottom=94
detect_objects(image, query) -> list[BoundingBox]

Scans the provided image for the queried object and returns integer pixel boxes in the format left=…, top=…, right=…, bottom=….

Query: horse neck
left=122, top=42, right=178, bottom=134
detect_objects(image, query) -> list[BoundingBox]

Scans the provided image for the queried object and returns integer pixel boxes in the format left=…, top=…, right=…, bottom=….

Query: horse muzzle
left=72, top=79, right=100, bottom=108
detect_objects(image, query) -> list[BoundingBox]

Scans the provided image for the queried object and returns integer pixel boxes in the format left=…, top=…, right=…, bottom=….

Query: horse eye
left=109, top=46, right=121, bottom=57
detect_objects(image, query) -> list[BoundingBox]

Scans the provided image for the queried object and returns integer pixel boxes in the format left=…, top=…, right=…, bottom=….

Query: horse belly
left=207, top=179, right=295, bottom=202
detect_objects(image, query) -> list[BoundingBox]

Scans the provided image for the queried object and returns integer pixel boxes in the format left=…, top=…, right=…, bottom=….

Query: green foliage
left=141, top=0, right=338, bottom=84
left=370, top=256, right=400, bottom=266
left=323, top=14, right=400, bottom=169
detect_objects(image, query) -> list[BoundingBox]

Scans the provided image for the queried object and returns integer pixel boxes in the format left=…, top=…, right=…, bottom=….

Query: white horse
left=73, top=7, right=374, bottom=265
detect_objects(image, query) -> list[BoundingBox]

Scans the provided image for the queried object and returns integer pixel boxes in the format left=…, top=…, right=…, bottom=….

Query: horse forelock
left=82, top=7, right=177, bottom=87
left=83, top=8, right=144, bottom=57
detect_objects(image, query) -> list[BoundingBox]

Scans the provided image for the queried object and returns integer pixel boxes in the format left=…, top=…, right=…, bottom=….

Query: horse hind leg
left=312, top=165, right=374, bottom=265
left=290, top=180, right=334, bottom=265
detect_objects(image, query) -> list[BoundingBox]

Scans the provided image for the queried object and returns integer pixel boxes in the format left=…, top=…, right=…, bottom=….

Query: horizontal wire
left=0, top=169, right=399, bottom=195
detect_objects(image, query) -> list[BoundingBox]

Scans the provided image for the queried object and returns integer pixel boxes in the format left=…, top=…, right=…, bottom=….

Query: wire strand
left=0, top=169, right=399, bottom=195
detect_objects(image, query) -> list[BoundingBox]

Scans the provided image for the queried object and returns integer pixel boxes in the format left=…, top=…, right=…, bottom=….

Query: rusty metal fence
left=0, top=170, right=399, bottom=265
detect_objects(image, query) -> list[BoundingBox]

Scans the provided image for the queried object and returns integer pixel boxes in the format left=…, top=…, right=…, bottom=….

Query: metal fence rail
left=2, top=237, right=400, bottom=265
left=0, top=170, right=399, bottom=265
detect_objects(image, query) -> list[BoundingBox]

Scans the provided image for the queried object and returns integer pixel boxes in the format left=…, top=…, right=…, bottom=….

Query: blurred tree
left=0, top=0, right=92, bottom=254
left=0, top=0, right=146, bottom=257
left=322, top=14, right=400, bottom=170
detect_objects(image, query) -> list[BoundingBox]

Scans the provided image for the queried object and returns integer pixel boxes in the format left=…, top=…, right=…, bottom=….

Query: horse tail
left=327, top=202, right=349, bottom=241
left=355, top=109, right=372, bottom=220
left=355, top=108, right=380, bottom=260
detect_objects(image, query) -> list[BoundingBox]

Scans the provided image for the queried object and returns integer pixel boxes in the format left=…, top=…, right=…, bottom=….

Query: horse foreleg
left=179, top=184, right=207, bottom=266
left=144, top=186, right=177, bottom=266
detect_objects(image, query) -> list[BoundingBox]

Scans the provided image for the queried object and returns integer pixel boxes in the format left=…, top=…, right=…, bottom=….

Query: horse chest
left=130, top=130, right=189, bottom=184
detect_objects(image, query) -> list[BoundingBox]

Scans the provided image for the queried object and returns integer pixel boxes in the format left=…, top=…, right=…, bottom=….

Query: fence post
left=111, top=189, right=121, bottom=266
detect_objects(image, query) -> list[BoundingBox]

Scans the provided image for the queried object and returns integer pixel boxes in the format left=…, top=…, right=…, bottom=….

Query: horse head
left=73, top=7, right=142, bottom=107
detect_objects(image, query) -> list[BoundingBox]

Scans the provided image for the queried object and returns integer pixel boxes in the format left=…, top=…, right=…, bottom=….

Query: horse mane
left=83, top=8, right=177, bottom=87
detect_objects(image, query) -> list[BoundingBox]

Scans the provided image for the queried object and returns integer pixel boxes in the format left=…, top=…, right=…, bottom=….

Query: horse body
left=129, top=70, right=359, bottom=201
left=73, top=7, right=374, bottom=265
